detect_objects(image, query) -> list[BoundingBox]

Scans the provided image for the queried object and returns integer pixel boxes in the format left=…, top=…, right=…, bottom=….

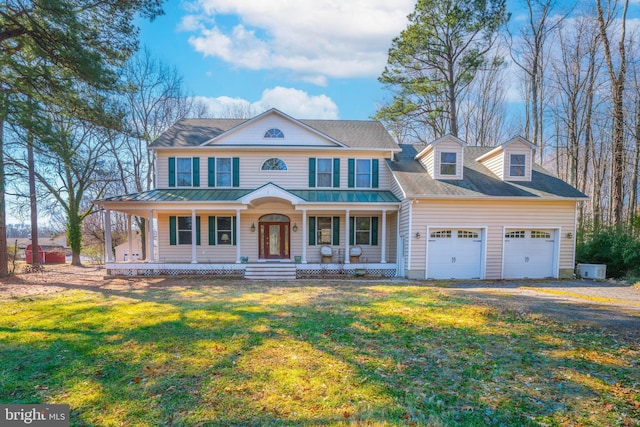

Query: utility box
left=577, top=263, right=606, bottom=280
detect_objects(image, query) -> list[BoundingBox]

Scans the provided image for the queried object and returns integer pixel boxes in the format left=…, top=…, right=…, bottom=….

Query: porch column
left=380, top=210, right=387, bottom=263
left=344, top=209, right=350, bottom=264
left=191, top=209, right=197, bottom=263
left=127, top=215, right=133, bottom=262
left=148, top=210, right=155, bottom=262
left=236, top=209, right=242, bottom=263
left=104, top=209, right=114, bottom=263
left=301, top=209, right=307, bottom=263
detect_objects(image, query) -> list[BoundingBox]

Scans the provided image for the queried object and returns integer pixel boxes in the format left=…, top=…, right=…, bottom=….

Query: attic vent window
left=261, top=158, right=287, bottom=171
left=264, top=128, right=285, bottom=138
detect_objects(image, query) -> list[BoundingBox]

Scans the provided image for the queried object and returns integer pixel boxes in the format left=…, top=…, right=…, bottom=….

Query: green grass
left=0, top=280, right=638, bottom=426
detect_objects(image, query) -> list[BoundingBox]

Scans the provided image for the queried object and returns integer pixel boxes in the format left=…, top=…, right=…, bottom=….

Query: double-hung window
left=216, top=217, right=233, bottom=245
left=317, top=217, right=333, bottom=244
left=316, top=159, right=333, bottom=187
left=356, top=159, right=371, bottom=188
left=216, top=158, right=232, bottom=187
left=177, top=158, right=192, bottom=186
left=510, top=154, right=526, bottom=177
left=177, top=216, right=192, bottom=245
left=440, top=152, right=457, bottom=176
left=355, top=217, right=371, bottom=245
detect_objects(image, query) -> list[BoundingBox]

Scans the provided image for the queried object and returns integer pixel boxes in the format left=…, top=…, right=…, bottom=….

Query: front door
left=258, top=215, right=290, bottom=260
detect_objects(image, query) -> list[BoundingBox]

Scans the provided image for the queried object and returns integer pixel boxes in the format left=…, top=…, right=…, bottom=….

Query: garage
left=426, top=228, right=484, bottom=279
left=503, top=229, right=557, bottom=279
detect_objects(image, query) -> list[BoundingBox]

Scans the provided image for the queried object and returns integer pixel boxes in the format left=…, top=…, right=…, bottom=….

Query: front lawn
left=0, top=278, right=638, bottom=426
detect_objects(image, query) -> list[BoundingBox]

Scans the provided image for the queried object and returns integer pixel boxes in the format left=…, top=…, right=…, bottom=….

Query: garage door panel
left=428, top=228, right=483, bottom=279
left=504, top=229, right=555, bottom=279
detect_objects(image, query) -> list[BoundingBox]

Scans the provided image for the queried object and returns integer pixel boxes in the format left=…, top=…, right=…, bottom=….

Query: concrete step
left=244, top=263, right=297, bottom=280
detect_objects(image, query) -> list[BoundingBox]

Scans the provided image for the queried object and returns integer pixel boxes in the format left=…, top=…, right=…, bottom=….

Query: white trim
left=240, top=183, right=305, bottom=205
left=380, top=210, right=387, bottom=263
left=148, top=210, right=155, bottom=262
left=424, top=226, right=487, bottom=280
left=302, top=209, right=307, bottom=263
left=104, top=209, right=114, bottom=263
left=236, top=209, right=242, bottom=263
left=407, top=201, right=413, bottom=272
left=127, top=215, right=133, bottom=263
left=344, top=209, right=350, bottom=264
left=191, top=210, right=197, bottom=264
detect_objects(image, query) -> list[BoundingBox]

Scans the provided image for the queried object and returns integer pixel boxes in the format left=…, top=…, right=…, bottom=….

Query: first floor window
left=355, top=217, right=371, bottom=245
left=217, top=216, right=233, bottom=245
left=217, top=158, right=232, bottom=187
left=177, top=158, right=192, bottom=186
left=440, top=152, right=457, bottom=176
left=510, top=154, right=526, bottom=177
left=317, top=217, right=332, bottom=244
left=178, top=216, right=192, bottom=245
left=356, top=159, right=371, bottom=188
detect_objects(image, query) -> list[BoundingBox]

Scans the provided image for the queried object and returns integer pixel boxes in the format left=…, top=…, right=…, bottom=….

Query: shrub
left=577, top=226, right=640, bottom=278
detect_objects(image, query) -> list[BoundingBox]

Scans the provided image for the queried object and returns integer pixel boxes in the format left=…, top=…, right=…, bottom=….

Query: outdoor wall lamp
left=292, top=223, right=298, bottom=232
left=566, top=232, right=573, bottom=239
left=415, top=231, right=421, bottom=239
left=250, top=223, right=256, bottom=232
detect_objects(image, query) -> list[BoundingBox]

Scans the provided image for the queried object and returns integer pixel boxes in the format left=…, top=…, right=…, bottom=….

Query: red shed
left=26, top=245, right=66, bottom=264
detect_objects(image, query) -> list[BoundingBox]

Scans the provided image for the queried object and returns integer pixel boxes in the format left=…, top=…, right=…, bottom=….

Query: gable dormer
left=414, top=134, right=466, bottom=180
left=476, top=136, right=535, bottom=181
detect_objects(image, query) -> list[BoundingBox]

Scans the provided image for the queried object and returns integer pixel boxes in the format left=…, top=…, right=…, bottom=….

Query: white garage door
left=503, top=229, right=556, bottom=279
left=427, top=228, right=483, bottom=279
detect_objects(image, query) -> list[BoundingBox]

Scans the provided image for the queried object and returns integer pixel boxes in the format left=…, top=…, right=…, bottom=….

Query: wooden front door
left=259, top=221, right=290, bottom=259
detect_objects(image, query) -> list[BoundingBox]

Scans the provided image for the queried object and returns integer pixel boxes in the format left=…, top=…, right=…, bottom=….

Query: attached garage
left=426, top=227, right=485, bottom=279
left=503, top=229, right=558, bottom=279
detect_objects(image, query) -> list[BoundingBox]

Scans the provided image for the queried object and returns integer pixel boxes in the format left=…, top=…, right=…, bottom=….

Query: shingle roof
left=149, top=118, right=399, bottom=150
left=389, top=144, right=588, bottom=200
left=97, top=188, right=399, bottom=204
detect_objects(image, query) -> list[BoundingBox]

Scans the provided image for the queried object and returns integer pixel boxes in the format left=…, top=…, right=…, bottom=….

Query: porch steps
left=244, top=263, right=297, bottom=280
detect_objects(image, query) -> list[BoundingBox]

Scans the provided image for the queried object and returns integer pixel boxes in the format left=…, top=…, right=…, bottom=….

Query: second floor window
left=177, top=158, right=192, bottom=186
left=216, top=158, right=232, bottom=187
left=510, top=154, right=526, bottom=177
left=317, top=159, right=333, bottom=187
left=356, top=159, right=371, bottom=188
left=440, top=152, right=457, bottom=176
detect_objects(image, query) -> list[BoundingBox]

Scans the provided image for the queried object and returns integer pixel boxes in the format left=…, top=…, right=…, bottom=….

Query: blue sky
left=137, top=0, right=416, bottom=120
left=137, top=1, right=640, bottom=121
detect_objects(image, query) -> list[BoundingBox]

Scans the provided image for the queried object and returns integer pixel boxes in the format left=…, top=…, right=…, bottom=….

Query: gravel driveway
left=441, top=280, right=640, bottom=338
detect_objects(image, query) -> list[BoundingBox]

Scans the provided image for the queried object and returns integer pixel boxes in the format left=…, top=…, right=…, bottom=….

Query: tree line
left=377, top=0, right=638, bottom=233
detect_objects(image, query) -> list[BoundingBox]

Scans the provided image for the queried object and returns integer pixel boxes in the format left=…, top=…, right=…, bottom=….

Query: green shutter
left=232, top=157, right=240, bottom=187
left=208, top=216, right=216, bottom=245
left=169, top=216, right=176, bottom=245
left=208, top=158, right=215, bottom=187
left=333, top=158, right=340, bottom=188
left=308, top=216, right=316, bottom=246
left=348, top=158, right=355, bottom=188
left=309, top=158, right=316, bottom=187
left=232, top=216, right=237, bottom=245
left=372, top=159, right=379, bottom=188
left=193, top=157, right=200, bottom=187
left=349, top=216, right=355, bottom=245
left=168, top=157, right=176, bottom=187
left=332, top=216, right=340, bottom=245
left=196, top=216, right=201, bottom=245
left=371, top=217, right=378, bottom=245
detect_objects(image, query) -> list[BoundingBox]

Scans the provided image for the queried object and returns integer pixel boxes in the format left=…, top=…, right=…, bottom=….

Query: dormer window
left=264, top=128, right=285, bottom=138
left=440, top=152, right=457, bottom=176
left=510, top=154, right=526, bottom=177
left=261, top=158, right=287, bottom=171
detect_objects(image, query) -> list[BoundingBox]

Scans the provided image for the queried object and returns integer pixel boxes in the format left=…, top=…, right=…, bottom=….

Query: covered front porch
left=95, top=184, right=400, bottom=278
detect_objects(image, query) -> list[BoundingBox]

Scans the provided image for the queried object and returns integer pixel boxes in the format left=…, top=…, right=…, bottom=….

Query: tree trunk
left=0, top=115, right=8, bottom=277
left=136, top=216, right=146, bottom=260
left=27, top=131, right=39, bottom=265
left=630, top=103, right=640, bottom=220
left=68, top=206, right=82, bottom=266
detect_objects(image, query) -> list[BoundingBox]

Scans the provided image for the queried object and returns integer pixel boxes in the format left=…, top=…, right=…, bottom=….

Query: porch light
left=292, top=223, right=298, bottom=232
left=415, top=231, right=421, bottom=239
left=566, top=232, right=573, bottom=239
left=250, top=223, right=256, bottom=232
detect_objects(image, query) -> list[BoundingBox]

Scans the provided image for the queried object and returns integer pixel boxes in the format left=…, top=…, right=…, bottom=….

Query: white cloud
left=180, top=0, right=414, bottom=84
left=192, top=87, right=339, bottom=119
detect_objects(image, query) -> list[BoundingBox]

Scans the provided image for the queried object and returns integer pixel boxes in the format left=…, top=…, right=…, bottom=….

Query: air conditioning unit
left=577, top=263, right=606, bottom=280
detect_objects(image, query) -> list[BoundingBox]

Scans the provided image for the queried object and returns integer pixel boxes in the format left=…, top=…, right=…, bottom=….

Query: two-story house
left=95, top=109, right=587, bottom=279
